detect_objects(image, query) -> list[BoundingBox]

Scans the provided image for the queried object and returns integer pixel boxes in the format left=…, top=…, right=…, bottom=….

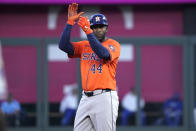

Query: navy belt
left=84, top=89, right=111, bottom=97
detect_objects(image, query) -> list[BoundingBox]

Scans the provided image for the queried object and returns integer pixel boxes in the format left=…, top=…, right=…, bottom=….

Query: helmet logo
left=95, top=16, right=100, bottom=22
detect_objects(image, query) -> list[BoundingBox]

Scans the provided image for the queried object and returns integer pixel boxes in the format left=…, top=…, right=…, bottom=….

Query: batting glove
left=67, top=3, right=84, bottom=25
left=78, top=16, right=93, bottom=35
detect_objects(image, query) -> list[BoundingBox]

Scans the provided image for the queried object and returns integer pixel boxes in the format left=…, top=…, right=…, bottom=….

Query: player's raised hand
left=78, top=16, right=93, bottom=35
left=67, top=3, right=84, bottom=25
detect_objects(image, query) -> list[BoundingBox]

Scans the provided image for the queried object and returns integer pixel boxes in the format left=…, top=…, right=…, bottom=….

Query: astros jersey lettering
left=69, top=38, right=120, bottom=91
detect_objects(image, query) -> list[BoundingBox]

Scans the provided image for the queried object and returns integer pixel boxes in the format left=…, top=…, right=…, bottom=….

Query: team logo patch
left=95, top=16, right=100, bottom=22
left=109, top=45, right=115, bottom=52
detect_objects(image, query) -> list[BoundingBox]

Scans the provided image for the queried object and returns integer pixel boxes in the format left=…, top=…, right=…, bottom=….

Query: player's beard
left=95, top=32, right=106, bottom=42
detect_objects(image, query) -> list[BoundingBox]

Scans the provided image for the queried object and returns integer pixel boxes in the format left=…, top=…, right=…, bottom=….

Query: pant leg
left=141, top=111, right=146, bottom=126
left=74, top=95, right=95, bottom=131
left=74, top=116, right=95, bottom=131
left=121, top=109, right=132, bottom=126
left=90, top=91, right=119, bottom=131
left=6, top=115, right=16, bottom=127
left=165, top=115, right=173, bottom=126
left=61, top=109, right=76, bottom=126
left=173, top=114, right=181, bottom=126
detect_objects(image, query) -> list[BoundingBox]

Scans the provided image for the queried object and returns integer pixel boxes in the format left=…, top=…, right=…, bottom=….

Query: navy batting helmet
left=90, top=14, right=108, bottom=27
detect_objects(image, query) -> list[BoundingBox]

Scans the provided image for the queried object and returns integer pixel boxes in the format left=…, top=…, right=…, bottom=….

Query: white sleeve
left=140, top=99, right=145, bottom=109
left=59, top=97, right=67, bottom=113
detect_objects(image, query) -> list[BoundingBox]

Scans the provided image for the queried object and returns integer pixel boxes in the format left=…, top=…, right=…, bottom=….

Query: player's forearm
left=58, top=24, right=74, bottom=56
left=87, top=33, right=110, bottom=60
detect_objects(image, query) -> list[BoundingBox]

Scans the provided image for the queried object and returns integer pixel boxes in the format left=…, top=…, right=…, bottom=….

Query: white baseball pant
left=74, top=90, right=119, bottom=131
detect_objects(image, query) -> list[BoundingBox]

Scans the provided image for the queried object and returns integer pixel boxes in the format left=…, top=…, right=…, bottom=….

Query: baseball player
left=59, top=3, right=120, bottom=131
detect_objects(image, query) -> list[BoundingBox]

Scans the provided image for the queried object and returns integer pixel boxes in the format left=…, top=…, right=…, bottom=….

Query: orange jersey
left=69, top=38, right=120, bottom=91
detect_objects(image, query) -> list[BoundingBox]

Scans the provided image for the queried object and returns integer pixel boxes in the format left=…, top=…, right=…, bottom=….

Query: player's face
left=91, top=25, right=108, bottom=42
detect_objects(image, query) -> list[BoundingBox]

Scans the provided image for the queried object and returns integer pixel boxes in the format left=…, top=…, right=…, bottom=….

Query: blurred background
left=0, top=0, right=196, bottom=131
